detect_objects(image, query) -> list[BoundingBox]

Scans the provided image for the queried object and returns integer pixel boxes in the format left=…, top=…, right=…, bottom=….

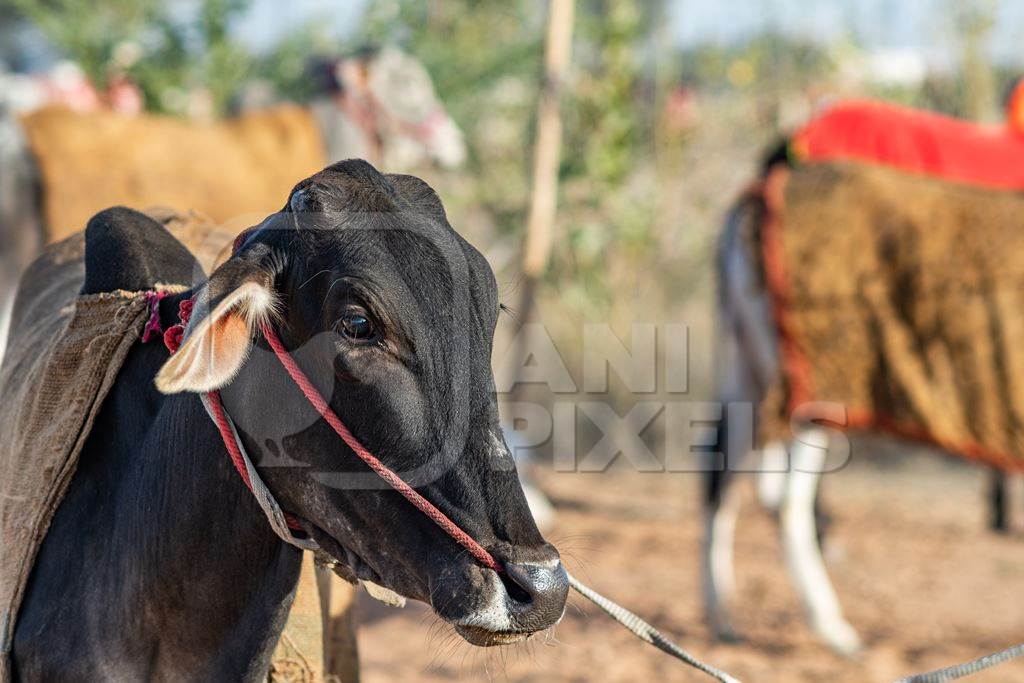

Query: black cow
left=11, top=160, right=567, bottom=680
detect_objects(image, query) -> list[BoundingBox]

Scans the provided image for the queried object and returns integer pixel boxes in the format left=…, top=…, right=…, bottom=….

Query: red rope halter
left=259, top=322, right=502, bottom=573
left=148, top=293, right=502, bottom=573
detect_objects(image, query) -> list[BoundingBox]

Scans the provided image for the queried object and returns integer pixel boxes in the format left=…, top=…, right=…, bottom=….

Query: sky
left=10, top=0, right=1020, bottom=70
left=229, top=0, right=1024, bottom=67
left=668, top=0, right=1024, bottom=66
left=231, top=0, right=368, bottom=51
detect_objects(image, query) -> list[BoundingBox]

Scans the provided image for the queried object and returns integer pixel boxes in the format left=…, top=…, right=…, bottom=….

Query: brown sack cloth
left=0, top=232, right=174, bottom=680
left=757, top=162, right=1024, bottom=471
left=0, top=213, right=331, bottom=682
left=20, top=105, right=327, bottom=243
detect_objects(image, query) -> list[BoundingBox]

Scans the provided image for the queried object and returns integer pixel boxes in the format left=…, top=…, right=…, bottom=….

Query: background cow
left=706, top=109, right=1024, bottom=653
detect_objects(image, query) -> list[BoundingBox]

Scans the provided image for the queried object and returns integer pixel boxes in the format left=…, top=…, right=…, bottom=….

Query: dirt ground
left=355, top=450, right=1024, bottom=682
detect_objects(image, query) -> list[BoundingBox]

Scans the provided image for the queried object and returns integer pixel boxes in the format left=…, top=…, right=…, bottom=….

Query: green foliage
left=555, top=0, right=659, bottom=311
left=357, top=0, right=663, bottom=313
left=358, top=0, right=545, bottom=245
left=6, top=0, right=159, bottom=89
left=254, top=22, right=341, bottom=103
left=197, top=0, right=253, bottom=115
left=362, top=1, right=544, bottom=124
left=6, top=0, right=254, bottom=115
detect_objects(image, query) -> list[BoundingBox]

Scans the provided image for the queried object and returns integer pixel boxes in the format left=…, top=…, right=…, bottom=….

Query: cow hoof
left=717, top=627, right=744, bottom=644
left=709, top=615, right=744, bottom=644
left=816, top=618, right=862, bottom=658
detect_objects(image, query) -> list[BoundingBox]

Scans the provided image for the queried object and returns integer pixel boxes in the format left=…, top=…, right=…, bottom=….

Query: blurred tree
left=4, top=0, right=253, bottom=116
left=5, top=0, right=158, bottom=88
left=254, top=22, right=342, bottom=103
left=362, top=1, right=544, bottom=126
left=677, top=34, right=832, bottom=96
left=357, top=0, right=666, bottom=313
left=198, top=0, right=253, bottom=115
left=360, top=0, right=544, bottom=231
left=557, top=0, right=659, bottom=311
left=954, top=0, right=998, bottom=122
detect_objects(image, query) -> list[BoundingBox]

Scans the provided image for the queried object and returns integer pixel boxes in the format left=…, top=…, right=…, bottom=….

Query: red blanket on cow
left=791, top=99, right=1024, bottom=191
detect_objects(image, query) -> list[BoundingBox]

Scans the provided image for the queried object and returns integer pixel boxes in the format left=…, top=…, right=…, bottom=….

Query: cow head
left=155, top=160, right=566, bottom=645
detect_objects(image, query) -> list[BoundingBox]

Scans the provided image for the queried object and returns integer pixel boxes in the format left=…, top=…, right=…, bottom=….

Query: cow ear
left=155, top=259, right=279, bottom=394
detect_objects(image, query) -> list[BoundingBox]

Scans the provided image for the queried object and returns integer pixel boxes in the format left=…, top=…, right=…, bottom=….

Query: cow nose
left=500, top=558, right=569, bottom=628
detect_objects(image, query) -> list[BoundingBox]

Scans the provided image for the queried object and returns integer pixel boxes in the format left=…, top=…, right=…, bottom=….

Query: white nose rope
left=568, top=574, right=741, bottom=683
left=893, top=642, right=1024, bottom=683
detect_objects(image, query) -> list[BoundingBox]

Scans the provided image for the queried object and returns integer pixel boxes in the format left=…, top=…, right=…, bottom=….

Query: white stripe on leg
left=781, top=428, right=861, bottom=655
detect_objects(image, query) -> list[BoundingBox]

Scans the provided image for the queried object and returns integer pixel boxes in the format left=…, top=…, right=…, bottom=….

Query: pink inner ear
left=156, top=281, right=276, bottom=394
left=155, top=304, right=255, bottom=394
left=208, top=310, right=251, bottom=375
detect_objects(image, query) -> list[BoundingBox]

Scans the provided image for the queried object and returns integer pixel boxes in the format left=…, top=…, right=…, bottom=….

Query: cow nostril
left=497, top=573, right=532, bottom=602
left=499, top=560, right=567, bottom=608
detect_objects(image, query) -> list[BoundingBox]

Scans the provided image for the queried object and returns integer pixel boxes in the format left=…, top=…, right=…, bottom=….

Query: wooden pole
left=317, top=568, right=360, bottom=682
left=270, top=554, right=329, bottom=681
left=511, top=0, right=575, bottom=409
left=269, top=560, right=360, bottom=682
left=520, top=0, right=576, bottom=282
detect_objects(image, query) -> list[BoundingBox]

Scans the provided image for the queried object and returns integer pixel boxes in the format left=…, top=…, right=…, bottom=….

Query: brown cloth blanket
left=0, top=212, right=330, bottom=681
left=0, top=232, right=174, bottom=679
left=758, top=163, right=1024, bottom=471
left=20, top=105, right=327, bottom=242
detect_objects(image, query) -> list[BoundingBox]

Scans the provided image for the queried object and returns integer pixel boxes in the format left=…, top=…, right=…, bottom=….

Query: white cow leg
left=757, top=440, right=788, bottom=511
left=702, top=471, right=742, bottom=641
left=780, top=428, right=861, bottom=656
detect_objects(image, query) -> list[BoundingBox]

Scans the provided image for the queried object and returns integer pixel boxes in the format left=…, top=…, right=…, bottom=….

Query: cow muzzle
left=449, top=556, right=569, bottom=646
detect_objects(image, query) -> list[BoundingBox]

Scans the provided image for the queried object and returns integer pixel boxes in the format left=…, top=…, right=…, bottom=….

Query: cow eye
left=338, top=313, right=375, bottom=341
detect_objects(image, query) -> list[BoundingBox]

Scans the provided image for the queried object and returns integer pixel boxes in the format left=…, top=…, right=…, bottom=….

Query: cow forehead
left=295, top=220, right=498, bottom=324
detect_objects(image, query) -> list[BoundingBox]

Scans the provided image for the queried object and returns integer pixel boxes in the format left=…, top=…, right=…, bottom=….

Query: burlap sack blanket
left=758, top=163, right=1024, bottom=471
left=0, top=233, right=173, bottom=679
left=20, top=105, right=327, bottom=242
left=0, top=212, right=330, bottom=681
